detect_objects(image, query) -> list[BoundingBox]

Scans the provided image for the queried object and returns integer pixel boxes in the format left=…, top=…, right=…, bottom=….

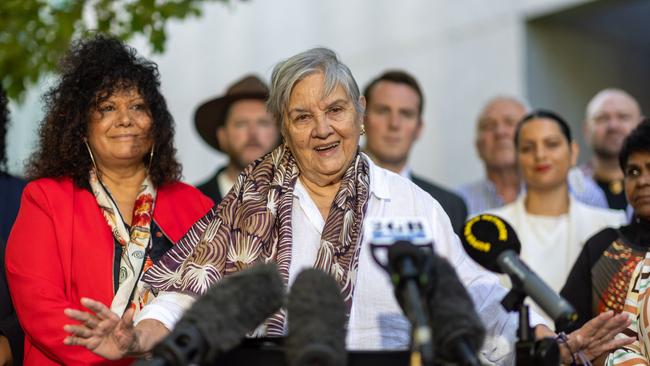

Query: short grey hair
left=476, top=95, right=530, bottom=133
left=267, top=47, right=363, bottom=131
left=478, top=95, right=530, bottom=118
left=586, top=88, right=641, bottom=120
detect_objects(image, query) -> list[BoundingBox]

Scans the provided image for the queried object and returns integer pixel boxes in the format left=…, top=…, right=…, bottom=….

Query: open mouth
left=314, top=142, right=340, bottom=152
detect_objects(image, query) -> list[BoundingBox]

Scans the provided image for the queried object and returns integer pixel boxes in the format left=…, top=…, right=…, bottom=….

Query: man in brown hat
left=195, top=75, right=280, bottom=203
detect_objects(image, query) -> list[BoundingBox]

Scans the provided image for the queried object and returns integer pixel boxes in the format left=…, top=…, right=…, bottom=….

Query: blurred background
left=3, top=0, right=649, bottom=188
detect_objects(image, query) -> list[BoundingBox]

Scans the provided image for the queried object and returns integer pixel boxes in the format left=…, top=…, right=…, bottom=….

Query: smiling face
left=87, top=87, right=153, bottom=171
left=624, top=151, right=650, bottom=219
left=283, top=72, right=364, bottom=186
left=516, top=118, right=577, bottom=192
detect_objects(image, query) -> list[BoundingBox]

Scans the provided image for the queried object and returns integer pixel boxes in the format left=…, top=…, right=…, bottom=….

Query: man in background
left=458, top=96, right=607, bottom=215
left=1, top=85, right=25, bottom=366
left=456, top=97, right=527, bottom=216
left=194, top=75, right=280, bottom=203
left=363, top=70, right=467, bottom=234
left=579, top=88, right=643, bottom=210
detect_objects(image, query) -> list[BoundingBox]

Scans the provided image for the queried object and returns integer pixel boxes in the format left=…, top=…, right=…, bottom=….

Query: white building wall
left=5, top=0, right=590, bottom=189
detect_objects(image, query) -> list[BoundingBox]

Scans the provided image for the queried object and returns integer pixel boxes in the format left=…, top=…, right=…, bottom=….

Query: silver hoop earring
left=147, top=144, right=155, bottom=172
left=84, top=139, right=98, bottom=172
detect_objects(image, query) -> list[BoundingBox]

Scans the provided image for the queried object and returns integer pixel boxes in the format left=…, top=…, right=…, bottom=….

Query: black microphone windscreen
left=461, top=214, right=521, bottom=273
left=287, top=268, right=347, bottom=366
left=176, top=262, right=284, bottom=362
left=428, top=254, right=485, bottom=364
left=387, top=241, right=425, bottom=266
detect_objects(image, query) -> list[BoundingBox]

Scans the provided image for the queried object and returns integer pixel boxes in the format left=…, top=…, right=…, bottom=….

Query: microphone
left=460, top=214, right=578, bottom=331
left=386, top=241, right=435, bottom=365
left=286, top=268, right=347, bottom=366
left=134, top=262, right=285, bottom=366
left=366, top=217, right=483, bottom=365
left=426, top=253, right=485, bottom=366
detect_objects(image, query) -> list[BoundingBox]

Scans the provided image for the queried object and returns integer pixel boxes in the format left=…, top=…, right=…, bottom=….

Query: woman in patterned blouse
left=604, top=119, right=650, bottom=365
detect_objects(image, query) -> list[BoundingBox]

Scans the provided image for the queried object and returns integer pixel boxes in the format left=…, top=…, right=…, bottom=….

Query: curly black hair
left=26, top=33, right=182, bottom=189
left=0, top=86, right=8, bottom=174
left=620, top=118, right=650, bottom=171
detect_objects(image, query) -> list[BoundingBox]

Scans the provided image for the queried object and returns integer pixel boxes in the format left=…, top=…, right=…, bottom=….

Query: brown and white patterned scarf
left=143, top=144, right=370, bottom=335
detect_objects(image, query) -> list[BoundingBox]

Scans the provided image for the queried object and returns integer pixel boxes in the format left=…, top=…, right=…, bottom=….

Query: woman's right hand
left=63, top=297, right=140, bottom=360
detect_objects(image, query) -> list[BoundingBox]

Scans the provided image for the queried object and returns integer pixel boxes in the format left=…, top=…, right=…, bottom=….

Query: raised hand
left=63, top=297, right=139, bottom=360
left=560, top=311, right=634, bottom=364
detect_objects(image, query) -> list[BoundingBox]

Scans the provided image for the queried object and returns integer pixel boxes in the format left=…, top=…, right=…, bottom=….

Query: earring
left=147, top=144, right=155, bottom=172
left=360, top=124, right=366, bottom=136
left=84, top=139, right=98, bottom=172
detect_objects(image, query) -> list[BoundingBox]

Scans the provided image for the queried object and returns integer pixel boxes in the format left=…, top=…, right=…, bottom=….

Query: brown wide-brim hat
left=194, top=75, right=269, bottom=152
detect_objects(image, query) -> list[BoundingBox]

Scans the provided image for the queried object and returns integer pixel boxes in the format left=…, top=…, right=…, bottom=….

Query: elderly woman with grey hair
left=63, top=47, right=632, bottom=365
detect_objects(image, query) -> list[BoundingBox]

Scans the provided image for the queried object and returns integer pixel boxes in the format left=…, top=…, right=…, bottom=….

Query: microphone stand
left=382, top=241, right=436, bottom=366
left=399, top=258, right=435, bottom=366
left=501, top=283, right=560, bottom=366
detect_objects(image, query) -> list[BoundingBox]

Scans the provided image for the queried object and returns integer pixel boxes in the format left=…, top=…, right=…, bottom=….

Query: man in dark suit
left=363, top=70, right=467, bottom=234
left=1, top=87, right=24, bottom=366
left=194, top=75, right=280, bottom=203
left=1, top=238, right=23, bottom=366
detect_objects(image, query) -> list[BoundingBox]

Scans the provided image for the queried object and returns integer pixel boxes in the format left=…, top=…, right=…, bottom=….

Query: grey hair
left=475, top=95, right=530, bottom=133
left=586, top=88, right=641, bottom=120
left=267, top=47, right=363, bottom=131
left=478, top=95, right=531, bottom=118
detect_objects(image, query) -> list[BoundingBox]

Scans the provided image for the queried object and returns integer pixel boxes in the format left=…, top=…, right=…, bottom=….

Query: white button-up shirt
left=139, top=155, right=547, bottom=365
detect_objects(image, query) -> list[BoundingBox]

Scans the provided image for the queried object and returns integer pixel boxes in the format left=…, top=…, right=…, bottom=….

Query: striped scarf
left=143, top=144, right=370, bottom=335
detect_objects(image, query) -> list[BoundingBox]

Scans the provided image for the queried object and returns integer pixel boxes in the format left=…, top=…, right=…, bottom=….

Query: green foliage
left=0, top=0, right=227, bottom=102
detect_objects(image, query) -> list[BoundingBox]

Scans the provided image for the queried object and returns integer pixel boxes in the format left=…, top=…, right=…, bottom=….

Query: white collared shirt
left=139, top=155, right=546, bottom=365
left=398, top=165, right=412, bottom=179
left=217, top=168, right=235, bottom=197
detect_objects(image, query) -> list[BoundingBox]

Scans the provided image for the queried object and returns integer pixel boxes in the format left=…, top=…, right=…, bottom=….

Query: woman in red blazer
left=5, top=35, right=213, bottom=366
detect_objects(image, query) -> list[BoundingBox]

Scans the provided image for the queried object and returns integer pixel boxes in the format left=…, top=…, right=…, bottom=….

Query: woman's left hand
left=561, top=311, right=633, bottom=363
left=537, top=310, right=634, bottom=364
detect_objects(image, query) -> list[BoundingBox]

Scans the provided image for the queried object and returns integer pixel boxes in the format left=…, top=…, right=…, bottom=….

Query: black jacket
left=0, top=174, right=26, bottom=243
left=196, top=166, right=227, bottom=205
left=560, top=218, right=650, bottom=331
left=411, top=174, right=468, bottom=236
left=1, top=237, right=24, bottom=366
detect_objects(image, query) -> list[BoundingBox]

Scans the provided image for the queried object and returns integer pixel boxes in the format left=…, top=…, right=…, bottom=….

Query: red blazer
left=5, top=178, right=213, bottom=366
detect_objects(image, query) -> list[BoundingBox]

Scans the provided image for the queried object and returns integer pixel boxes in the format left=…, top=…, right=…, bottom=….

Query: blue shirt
left=457, top=169, right=609, bottom=216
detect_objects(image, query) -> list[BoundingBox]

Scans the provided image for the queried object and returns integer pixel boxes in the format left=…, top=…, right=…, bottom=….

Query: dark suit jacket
left=411, top=174, right=468, bottom=236
left=196, top=166, right=227, bottom=205
left=1, top=237, right=24, bottom=366
left=0, top=173, right=26, bottom=243
left=0, top=174, right=26, bottom=365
